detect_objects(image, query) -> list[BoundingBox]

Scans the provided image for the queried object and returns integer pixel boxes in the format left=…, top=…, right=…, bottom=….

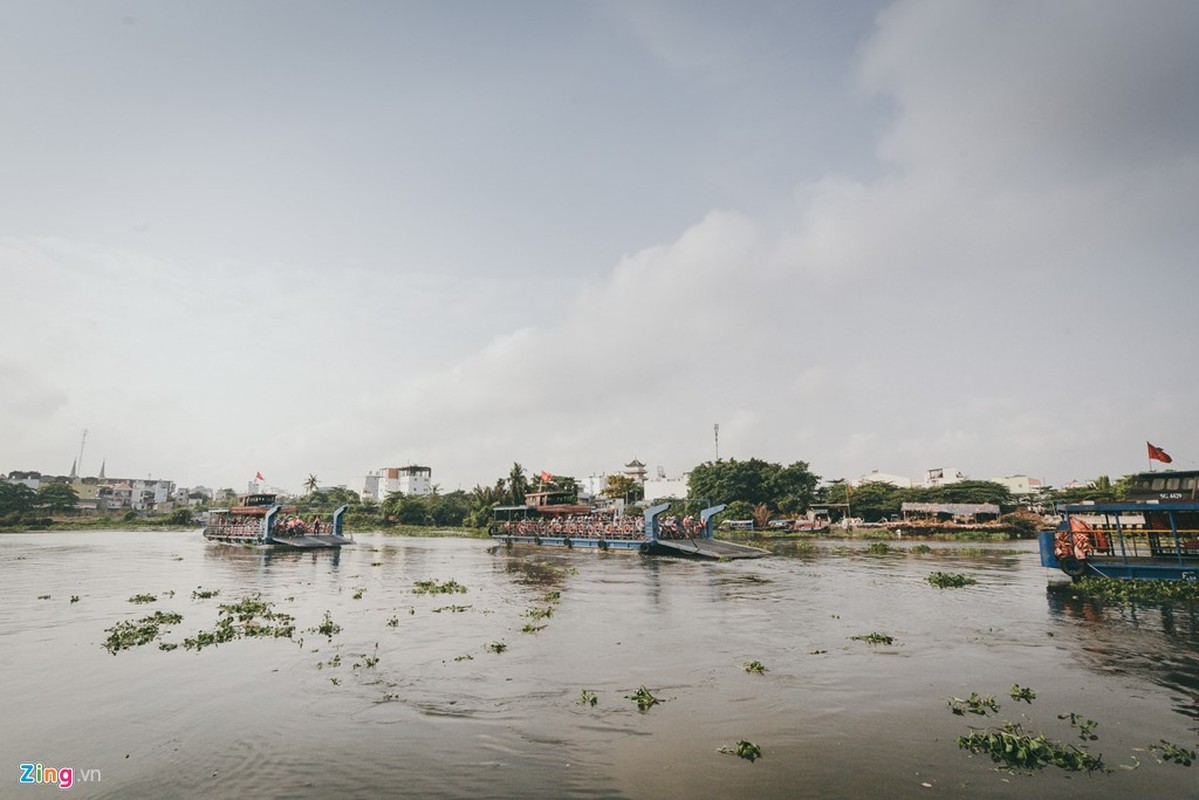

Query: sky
left=2, top=0, right=1197, bottom=495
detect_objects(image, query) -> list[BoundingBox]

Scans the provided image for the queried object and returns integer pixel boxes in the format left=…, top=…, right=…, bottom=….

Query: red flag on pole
left=1147, top=442, right=1173, bottom=464
left=539, top=470, right=554, bottom=483
left=255, top=471, right=265, bottom=481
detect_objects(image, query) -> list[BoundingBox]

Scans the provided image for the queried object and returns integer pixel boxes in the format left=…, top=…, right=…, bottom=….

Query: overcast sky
left=2, top=1, right=1197, bottom=494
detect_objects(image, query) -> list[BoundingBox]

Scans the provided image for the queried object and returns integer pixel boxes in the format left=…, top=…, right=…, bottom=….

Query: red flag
left=539, top=470, right=554, bottom=483
left=255, top=471, right=265, bottom=481
left=1147, top=442, right=1173, bottom=464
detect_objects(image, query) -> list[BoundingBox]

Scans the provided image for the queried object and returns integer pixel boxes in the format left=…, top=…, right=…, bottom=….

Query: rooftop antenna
left=714, top=423, right=720, bottom=461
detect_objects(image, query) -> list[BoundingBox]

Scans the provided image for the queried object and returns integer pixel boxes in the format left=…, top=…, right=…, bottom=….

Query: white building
left=924, top=467, right=965, bottom=487
left=363, top=466, right=433, bottom=501
left=578, top=473, right=609, bottom=502
left=853, top=470, right=913, bottom=489
left=130, top=479, right=176, bottom=511
left=643, top=474, right=689, bottom=503
left=994, top=475, right=1044, bottom=496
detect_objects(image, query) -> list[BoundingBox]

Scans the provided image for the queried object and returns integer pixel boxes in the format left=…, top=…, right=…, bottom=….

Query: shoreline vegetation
left=7, top=456, right=1111, bottom=540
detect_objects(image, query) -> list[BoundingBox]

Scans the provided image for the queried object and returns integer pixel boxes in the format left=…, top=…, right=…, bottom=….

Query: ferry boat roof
left=1060, top=500, right=1199, bottom=513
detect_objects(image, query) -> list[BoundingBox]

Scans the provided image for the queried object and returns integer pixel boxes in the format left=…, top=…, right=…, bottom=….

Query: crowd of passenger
left=495, top=514, right=708, bottom=540
left=274, top=515, right=324, bottom=537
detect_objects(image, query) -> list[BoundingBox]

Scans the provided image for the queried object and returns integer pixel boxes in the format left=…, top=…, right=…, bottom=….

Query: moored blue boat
left=1039, top=470, right=1199, bottom=581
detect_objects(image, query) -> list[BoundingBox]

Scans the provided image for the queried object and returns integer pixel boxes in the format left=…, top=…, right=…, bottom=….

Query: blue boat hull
left=1039, top=530, right=1199, bottom=581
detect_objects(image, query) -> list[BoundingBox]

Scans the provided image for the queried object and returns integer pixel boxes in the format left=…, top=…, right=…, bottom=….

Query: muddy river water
left=2, top=531, right=1197, bottom=799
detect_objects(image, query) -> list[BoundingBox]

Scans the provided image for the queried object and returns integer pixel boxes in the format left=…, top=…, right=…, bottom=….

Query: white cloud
left=3, top=3, right=1197, bottom=492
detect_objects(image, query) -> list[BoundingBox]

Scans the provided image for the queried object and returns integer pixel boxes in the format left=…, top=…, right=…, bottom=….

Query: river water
left=1, top=531, right=1197, bottom=799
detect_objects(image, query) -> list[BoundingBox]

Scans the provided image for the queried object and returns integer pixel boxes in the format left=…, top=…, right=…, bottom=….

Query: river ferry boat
left=490, top=496, right=768, bottom=560
left=204, top=494, right=353, bottom=549
left=1039, top=470, right=1199, bottom=581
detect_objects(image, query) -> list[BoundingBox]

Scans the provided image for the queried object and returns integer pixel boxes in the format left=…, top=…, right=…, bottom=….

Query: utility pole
left=77, top=428, right=88, bottom=477
left=713, top=423, right=720, bottom=461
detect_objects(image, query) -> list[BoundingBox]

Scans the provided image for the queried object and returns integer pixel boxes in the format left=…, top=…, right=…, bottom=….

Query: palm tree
left=508, top=462, right=527, bottom=506
left=304, top=474, right=319, bottom=495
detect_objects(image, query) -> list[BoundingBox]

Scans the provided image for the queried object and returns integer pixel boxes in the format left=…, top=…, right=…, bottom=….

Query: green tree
left=508, top=463, right=528, bottom=506
left=915, top=480, right=1012, bottom=507
left=688, top=458, right=819, bottom=513
left=539, top=474, right=580, bottom=503
left=36, top=481, right=79, bottom=514
left=428, top=490, right=470, bottom=526
left=604, top=474, right=641, bottom=502
left=466, top=482, right=506, bottom=527
left=843, top=480, right=906, bottom=522
left=382, top=492, right=429, bottom=525
left=0, top=481, right=37, bottom=516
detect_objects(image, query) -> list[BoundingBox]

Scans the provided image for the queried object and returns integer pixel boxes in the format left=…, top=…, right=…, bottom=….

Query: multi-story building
left=363, top=466, right=433, bottom=501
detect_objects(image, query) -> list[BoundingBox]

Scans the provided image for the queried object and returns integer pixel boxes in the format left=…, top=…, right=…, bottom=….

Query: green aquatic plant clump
left=128, top=593, right=158, bottom=604
left=180, top=594, right=295, bottom=651
left=743, top=660, right=767, bottom=674
left=926, top=572, right=978, bottom=589
left=627, top=686, right=661, bottom=711
left=958, top=722, right=1106, bottom=773
left=948, top=693, right=1000, bottom=716
left=579, top=689, right=598, bottom=707
left=1071, top=576, right=1199, bottom=604
left=1009, top=684, right=1036, bottom=704
left=850, top=632, right=895, bottom=646
left=412, top=579, right=467, bottom=595
left=311, top=611, right=342, bottom=638
left=103, top=611, right=185, bottom=654
left=1149, top=740, right=1196, bottom=767
left=718, top=740, right=762, bottom=763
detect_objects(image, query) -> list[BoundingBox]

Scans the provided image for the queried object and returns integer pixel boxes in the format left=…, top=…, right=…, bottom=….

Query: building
left=853, top=470, right=913, bottom=489
left=643, top=472, right=689, bottom=504
left=363, top=466, right=433, bottom=501
left=994, top=474, right=1044, bottom=496
left=624, top=459, right=647, bottom=485
left=923, top=468, right=965, bottom=487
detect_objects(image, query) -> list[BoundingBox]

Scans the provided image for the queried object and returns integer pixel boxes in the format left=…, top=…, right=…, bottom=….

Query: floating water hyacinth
left=627, top=686, right=660, bottom=711
left=718, top=740, right=762, bottom=762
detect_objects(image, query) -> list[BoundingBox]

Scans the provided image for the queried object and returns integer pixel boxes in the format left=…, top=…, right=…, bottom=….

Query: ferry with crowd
left=490, top=495, right=768, bottom=560
left=1039, top=469, right=1199, bottom=581
left=204, top=494, right=353, bottom=549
